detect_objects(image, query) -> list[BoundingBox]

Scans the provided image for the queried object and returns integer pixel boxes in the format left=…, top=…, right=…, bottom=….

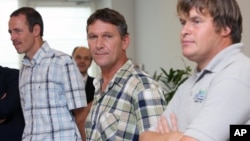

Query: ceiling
left=27, top=0, right=91, bottom=5
left=28, top=0, right=90, bottom=2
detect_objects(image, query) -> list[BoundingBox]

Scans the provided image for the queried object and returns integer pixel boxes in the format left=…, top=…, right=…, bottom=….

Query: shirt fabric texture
left=85, top=59, right=167, bottom=141
left=159, top=43, right=250, bottom=141
left=19, top=41, right=87, bottom=141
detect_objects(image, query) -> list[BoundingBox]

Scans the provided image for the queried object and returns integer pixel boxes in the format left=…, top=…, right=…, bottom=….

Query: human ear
left=122, top=34, right=130, bottom=50
left=221, top=26, right=231, bottom=36
left=33, top=24, right=41, bottom=36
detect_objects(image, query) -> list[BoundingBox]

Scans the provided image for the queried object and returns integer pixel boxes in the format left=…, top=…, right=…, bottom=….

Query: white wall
left=135, top=0, right=190, bottom=75
left=134, top=0, right=250, bottom=75
left=111, top=0, right=135, bottom=62
left=237, top=0, right=250, bottom=56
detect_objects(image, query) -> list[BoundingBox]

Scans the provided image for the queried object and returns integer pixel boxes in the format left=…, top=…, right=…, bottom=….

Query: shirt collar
left=93, top=59, right=133, bottom=92
left=22, top=41, right=51, bottom=66
left=194, top=43, right=244, bottom=81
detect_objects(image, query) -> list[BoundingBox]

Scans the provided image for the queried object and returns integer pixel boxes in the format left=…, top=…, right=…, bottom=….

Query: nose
left=96, top=37, right=104, bottom=49
left=10, top=34, right=15, bottom=41
left=9, top=32, right=16, bottom=41
left=180, top=22, right=191, bottom=37
left=80, top=58, right=86, bottom=62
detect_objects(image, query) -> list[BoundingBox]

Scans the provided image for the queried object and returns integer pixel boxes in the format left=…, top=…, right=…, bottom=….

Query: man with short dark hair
left=85, top=8, right=167, bottom=141
left=8, top=7, right=87, bottom=141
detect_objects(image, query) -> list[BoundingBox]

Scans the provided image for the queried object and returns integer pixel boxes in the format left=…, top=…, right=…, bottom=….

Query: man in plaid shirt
left=8, top=7, right=87, bottom=141
left=85, top=8, right=167, bottom=141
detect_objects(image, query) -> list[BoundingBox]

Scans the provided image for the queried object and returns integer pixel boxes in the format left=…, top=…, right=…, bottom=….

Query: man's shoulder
left=120, top=68, right=160, bottom=91
left=46, top=49, right=74, bottom=65
left=0, top=66, right=18, bottom=75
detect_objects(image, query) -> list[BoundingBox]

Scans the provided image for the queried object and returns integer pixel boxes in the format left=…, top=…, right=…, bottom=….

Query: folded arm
left=140, top=114, right=196, bottom=141
left=0, top=93, right=8, bottom=123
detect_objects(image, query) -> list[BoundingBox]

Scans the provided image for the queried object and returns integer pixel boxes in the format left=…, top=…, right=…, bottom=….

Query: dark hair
left=177, top=0, right=242, bottom=43
left=86, top=8, right=128, bottom=38
left=10, top=7, right=44, bottom=36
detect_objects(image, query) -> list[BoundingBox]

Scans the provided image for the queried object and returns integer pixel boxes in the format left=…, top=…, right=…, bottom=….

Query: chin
left=95, top=59, right=106, bottom=66
left=16, top=50, right=24, bottom=54
left=183, top=52, right=194, bottom=60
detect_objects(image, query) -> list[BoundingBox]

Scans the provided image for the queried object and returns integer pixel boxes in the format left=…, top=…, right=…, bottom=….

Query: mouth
left=181, top=40, right=194, bottom=47
left=12, top=40, right=21, bottom=47
left=78, top=64, right=86, bottom=68
left=95, top=51, right=109, bottom=57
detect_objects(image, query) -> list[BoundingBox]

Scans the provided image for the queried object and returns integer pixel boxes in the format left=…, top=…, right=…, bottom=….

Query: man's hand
left=0, top=93, right=7, bottom=123
left=156, top=113, right=178, bottom=134
left=0, top=119, right=6, bottom=124
left=0, top=93, right=6, bottom=100
left=140, top=113, right=197, bottom=141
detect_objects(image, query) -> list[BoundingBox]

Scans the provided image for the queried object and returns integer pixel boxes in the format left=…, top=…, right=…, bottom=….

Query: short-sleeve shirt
left=159, top=43, right=250, bottom=141
left=19, top=41, right=87, bottom=141
left=85, top=59, right=167, bottom=141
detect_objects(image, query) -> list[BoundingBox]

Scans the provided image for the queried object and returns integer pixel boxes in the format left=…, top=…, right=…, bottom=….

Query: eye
left=16, top=29, right=22, bottom=32
left=104, top=34, right=112, bottom=38
left=191, top=17, right=202, bottom=25
left=179, top=19, right=186, bottom=26
left=88, top=35, right=97, bottom=40
left=84, top=57, right=91, bottom=61
left=14, top=29, right=23, bottom=34
left=8, top=29, right=23, bottom=35
left=76, top=56, right=81, bottom=60
left=194, top=19, right=200, bottom=24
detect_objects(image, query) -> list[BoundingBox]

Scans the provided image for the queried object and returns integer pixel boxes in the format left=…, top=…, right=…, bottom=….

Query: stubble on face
left=87, top=20, right=124, bottom=70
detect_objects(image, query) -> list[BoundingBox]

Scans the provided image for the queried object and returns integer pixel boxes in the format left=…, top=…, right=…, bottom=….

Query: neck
left=101, top=58, right=128, bottom=92
left=27, top=39, right=44, bottom=60
left=81, top=72, right=87, bottom=77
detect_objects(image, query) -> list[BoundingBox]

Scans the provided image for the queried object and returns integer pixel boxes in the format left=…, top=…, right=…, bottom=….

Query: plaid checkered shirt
left=19, top=41, right=87, bottom=141
left=85, top=59, right=167, bottom=141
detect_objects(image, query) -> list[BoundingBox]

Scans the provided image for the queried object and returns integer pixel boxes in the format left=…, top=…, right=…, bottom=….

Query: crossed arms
left=139, top=114, right=197, bottom=141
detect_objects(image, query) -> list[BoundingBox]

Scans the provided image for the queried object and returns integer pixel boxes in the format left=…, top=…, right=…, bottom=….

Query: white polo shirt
left=162, top=43, right=250, bottom=141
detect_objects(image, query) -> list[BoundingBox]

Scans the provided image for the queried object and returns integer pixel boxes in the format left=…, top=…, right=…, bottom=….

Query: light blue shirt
left=19, top=41, right=87, bottom=141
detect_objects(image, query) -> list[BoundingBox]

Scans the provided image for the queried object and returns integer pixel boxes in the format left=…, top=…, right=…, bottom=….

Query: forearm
left=140, top=131, right=184, bottom=141
left=0, top=119, right=6, bottom=124
left=0, top=93, right=7, bottom=122
left=76, top=120, right=86, bottom=141
left=140, top=131, right=168, bottom=141
left=73, top=107, right=87, bottom=141
left=140, top=114, right=195, bottom=141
